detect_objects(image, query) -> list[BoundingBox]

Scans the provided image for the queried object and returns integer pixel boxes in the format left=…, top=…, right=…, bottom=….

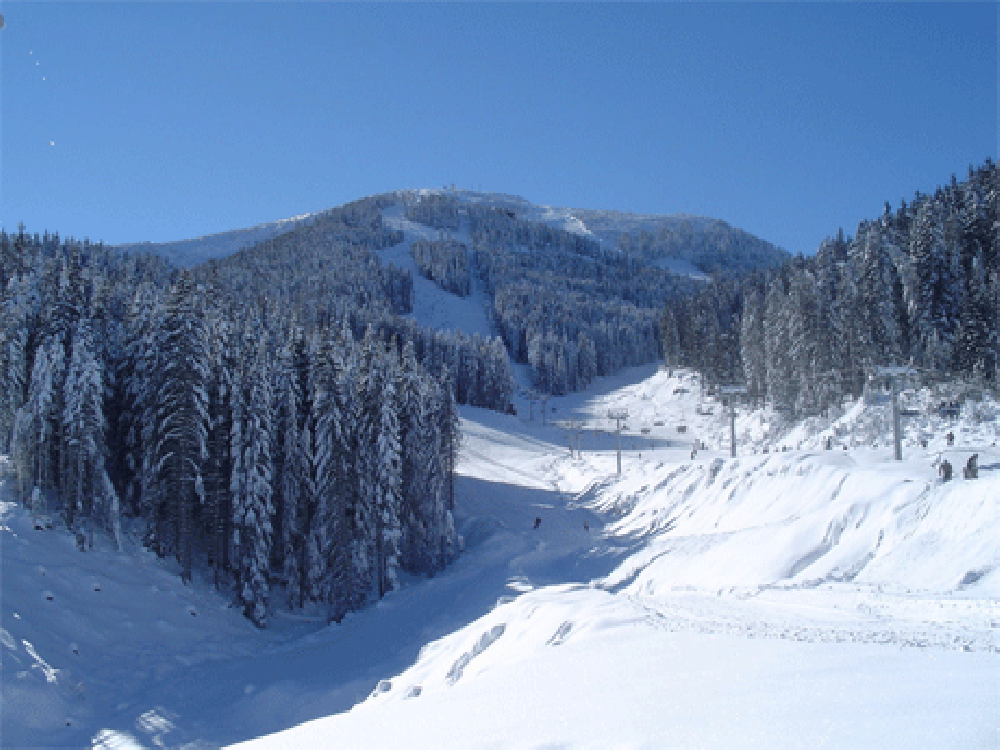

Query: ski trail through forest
left=4, top=395, right=627, bottom=748
left=125, top=424, right=618, bottom=747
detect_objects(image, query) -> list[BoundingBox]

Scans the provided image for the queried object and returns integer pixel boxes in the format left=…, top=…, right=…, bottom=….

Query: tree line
left=661, top=161, right=998, bottom=415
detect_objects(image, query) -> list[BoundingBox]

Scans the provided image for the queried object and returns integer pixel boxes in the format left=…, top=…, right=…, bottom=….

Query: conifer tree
left=150, top=274, right=209, bottom=581
left=61, top=320, right=115, bottom=530
left=310, top=330, right=355, bottom=619
left=230, top=335, right=274, bottom=626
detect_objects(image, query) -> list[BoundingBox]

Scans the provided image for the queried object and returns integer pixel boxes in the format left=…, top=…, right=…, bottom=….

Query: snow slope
left=236, top=369, right=998, bottom=749
left=110, top=211, right=321, bottom=268
left=397, top=188, right=728, bottom=281
left=3, top=368, right=998, bottom=748
left=377, top=203, right=496, bottom=340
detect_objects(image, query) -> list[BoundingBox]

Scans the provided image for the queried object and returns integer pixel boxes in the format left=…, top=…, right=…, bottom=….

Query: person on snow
left=939, top=459, right=953, bottom=482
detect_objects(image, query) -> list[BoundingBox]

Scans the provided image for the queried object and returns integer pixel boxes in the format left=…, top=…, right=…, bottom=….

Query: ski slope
left=395, top=188, right=719, bottom=281
left=234, top=369, right=999, bottom=750
left=3, top=364, right=997, bottom=748
left=377, top=203, right=496, bottom=340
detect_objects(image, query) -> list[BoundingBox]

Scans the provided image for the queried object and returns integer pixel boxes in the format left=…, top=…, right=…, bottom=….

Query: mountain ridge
left=110, top=189, right=788, bottom=276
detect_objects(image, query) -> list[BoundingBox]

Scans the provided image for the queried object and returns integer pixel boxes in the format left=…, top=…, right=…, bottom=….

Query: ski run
left=2, top=361, right=998, bottom=748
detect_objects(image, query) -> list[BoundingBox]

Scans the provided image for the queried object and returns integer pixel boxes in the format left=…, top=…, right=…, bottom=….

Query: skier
left=963, top=454, right=978, bottom=480
left=939, top=459, right=953, bottom=482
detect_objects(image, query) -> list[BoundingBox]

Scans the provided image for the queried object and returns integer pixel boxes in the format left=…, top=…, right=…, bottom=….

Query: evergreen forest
left=1, top=161, right=994, bottom=627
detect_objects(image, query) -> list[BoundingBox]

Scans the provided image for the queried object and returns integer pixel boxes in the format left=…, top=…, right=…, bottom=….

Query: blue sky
left=1, top=3, right=996, bottom=254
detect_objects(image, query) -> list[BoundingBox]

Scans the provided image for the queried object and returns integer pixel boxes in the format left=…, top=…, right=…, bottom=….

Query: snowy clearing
left=378, top=203, right=496, bottom=340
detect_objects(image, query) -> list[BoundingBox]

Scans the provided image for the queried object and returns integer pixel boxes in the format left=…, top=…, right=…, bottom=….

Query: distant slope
left=110, top=211, right=322, bottom=268
left=571, top=206, right=788, bottom=275
left=402, top=188, right=787, bottom=278
left=118, top=188, right=786, bottom=278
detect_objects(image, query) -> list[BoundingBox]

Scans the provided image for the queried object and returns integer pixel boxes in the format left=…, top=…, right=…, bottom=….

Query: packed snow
left=3, top=362, right=997, bottom=748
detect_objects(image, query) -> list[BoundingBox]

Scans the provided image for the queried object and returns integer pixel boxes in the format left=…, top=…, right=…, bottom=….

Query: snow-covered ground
left=3, top=365, right=997, bottom=748
left=236, top=369, right=998, bottom=749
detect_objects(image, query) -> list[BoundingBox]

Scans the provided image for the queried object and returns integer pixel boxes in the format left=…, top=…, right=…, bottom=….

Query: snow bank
left=597, top=450, right=1000, bottom=597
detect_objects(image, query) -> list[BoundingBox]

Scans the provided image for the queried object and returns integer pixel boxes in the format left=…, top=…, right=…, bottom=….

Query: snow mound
left=599, top=451, right=1000, bottom=598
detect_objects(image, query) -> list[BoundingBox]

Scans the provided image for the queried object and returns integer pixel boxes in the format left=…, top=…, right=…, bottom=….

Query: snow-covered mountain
left=113, top=189, right=785, bottom=280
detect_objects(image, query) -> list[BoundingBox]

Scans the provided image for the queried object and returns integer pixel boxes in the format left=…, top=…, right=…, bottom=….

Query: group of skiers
left=939, top=453, right=978, bottom=482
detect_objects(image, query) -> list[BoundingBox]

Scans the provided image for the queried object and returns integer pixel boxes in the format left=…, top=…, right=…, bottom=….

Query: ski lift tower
left=565, top=420, right=585, bottom=458
left=720, top=385, right=748, bottom=458
left=608, top=409, right=629, bottom=474
left=525, top=390, right=550, bottom=426
left=873, top=366, right=917, bottom=460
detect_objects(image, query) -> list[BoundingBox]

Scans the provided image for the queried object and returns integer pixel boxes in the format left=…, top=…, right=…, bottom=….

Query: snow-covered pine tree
left=350, top=328, right=380, bottom=606
left=61, top=320, right=119, bottom=537
left=437, top=367, right=461, bottom=518
left=786, top=269, right=824, bottom=416
left=0, top=274, right=38, bottom=455
left=230, top=334, right=275, bottom=626
left=763, top=276, right=795, bottom=414
left=124, top=284, right=164, bottom=521
left=849, top=223, right=902, bottom=372
left=375, top=336, right=403, bottom=597
left=908, top=198, right=958, bottom=370
left=150, top=273, right=210, bottom=582
left=203, top=308, right=235, bottom=587
left=11, top=335, right=63, bottom=502
left=272, top=329, right=315, bottom=608
left=310, top=328, right=355, bottom=620
left=418, top=376, right=457, bottom=572
left=351, top=327, right=403, bottom=600
left=659, top=306, right=682, bottom=373
left=739, top=285, right=766, bottom=403
left=953, top=283, right=996, bottom=381
left=395, top=339, right=428, bottom=571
